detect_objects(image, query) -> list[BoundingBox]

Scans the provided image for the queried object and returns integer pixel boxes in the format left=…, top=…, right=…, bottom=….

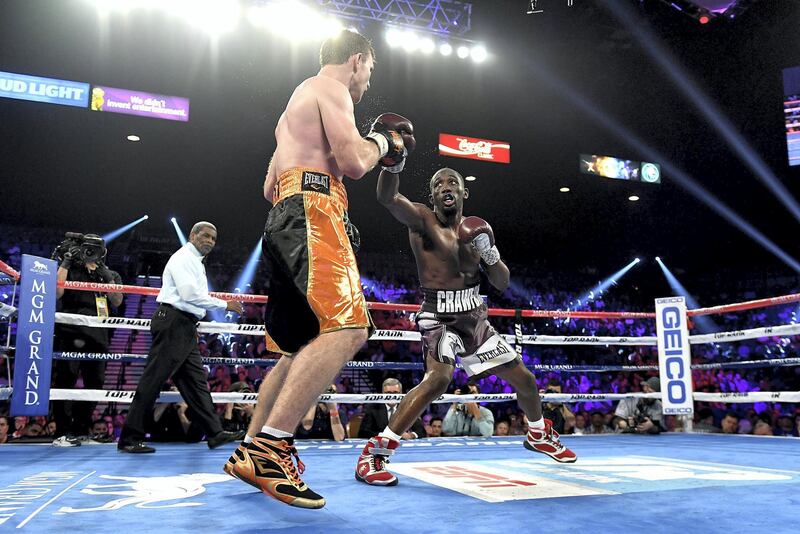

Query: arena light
left=127, top=134, right=140, bottom=142
left=470, top=45, right=488, bottom=63
left=178, top=0, right=241, bottom=35
left=232, top=239, right=263, bottom=295
left=628, top=195, right=640, bottom=201
left=402, top=32, right=420, bottom=53
left=560, top=187, right=570, bottom=192
left=524, top=56, right=800, bottom=274
left=456, top=46, right=470, bottom=59
left=170, top=217, right=187, bottom=246
left=655, top=257, right=718, bottom=333
left=465, top=175, right=477, bottom=182
left=419, top=37, right=436, bottom=55
left=385, top=27, right=404, bottom=48
left=101, top=214, right=149, bottom=243
left=439, top=43, right=453, bottom=56
left=256, top=0, right=342, bottom=41
left=604, top=1, right=800, bottom=227
left=574, top=257, right=641, bottom=309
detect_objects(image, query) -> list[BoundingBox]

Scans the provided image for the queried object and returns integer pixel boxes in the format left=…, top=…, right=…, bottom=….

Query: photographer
left=52, top=233, right=123, bottom=445
left=295, top=383, right=348, bottom=441
left=540, top=379, right=575, bottom=434
left=612, top=377, right=665, bottom=434
left=442, top=383, right=494, bottom=437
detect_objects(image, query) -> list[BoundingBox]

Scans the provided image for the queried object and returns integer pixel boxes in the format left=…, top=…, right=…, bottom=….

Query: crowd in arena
left=1, top=225, right=799, bottom=445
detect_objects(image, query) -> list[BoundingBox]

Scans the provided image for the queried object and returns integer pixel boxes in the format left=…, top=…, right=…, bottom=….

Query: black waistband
left=160, top=303, right=200, bottom=322
left=420, top=286, right=483, bottom=314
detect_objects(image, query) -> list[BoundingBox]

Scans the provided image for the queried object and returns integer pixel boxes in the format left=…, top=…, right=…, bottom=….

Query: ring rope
left=1, top=388, right=797, bottom=404
left=53, top=312, right=800, bottom=346
left=50, top=351, right=800, bottom=372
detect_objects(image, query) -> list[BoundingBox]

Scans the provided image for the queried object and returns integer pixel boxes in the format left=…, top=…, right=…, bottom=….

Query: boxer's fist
left=459, top=216, right=500, bottom=265
left=366, top=113, right=415, bottom=171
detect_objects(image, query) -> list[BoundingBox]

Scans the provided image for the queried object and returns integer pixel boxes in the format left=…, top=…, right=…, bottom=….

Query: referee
left=119, top=221, right=245, bottom=453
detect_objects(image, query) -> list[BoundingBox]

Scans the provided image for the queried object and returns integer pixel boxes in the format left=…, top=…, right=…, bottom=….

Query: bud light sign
left=10, top=255, right=57, bottom=416
left=654, top=297, right=694, bottom=416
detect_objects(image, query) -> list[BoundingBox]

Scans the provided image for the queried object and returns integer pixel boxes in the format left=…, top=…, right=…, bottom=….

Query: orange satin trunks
left=262, top=168, right=370, bottom=354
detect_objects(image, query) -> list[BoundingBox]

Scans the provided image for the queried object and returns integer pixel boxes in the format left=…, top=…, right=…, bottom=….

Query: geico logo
left=662, top=305, right=687, bottom=404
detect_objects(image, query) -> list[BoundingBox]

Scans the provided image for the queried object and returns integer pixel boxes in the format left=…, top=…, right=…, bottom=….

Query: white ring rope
left=54, top=312, right=800, bottom=346
left=1, top=388, right=797, bottom=404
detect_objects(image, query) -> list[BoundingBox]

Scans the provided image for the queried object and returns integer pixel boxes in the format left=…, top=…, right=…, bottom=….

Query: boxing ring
left=1, top=257, right=799, bottom=532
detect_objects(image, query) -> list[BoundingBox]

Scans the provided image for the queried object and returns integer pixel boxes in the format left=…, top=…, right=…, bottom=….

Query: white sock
left=379, top=426, right=402, bottom=441
left=261, top=425, right=293, bottom=438
left=528, top=417, right=545, bottom=430
left=244, top=435, right=253, bottom=444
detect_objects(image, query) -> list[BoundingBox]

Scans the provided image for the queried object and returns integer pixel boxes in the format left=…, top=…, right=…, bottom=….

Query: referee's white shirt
left=157, top=242, right=227, bottom=320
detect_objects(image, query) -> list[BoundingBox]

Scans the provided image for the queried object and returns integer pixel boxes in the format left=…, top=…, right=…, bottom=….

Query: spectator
left=0, top=416, right=10, bottom=443
left=222, top=382, right=255, bottom=432
left=358, top=378, right=426, bottom=439
left=540, top=379, right=575, bottom=434
left=693, top=407, right=720, bottom=433
left=295, top=384, right=348, bottom=441
left=494, top=419, right=510, bottom=436
left=774, top=416, right=794, bottom=437
left=720, top=412, right=739, bottom=434
left=442, top=383, right=494, bottom=437
left=585, top=411, right=612, bottom=434
left=428, top=417, right=443, bottom=438
left=753, top=419, right=773, bottom=436
left=573, top=413, right=587, bottom=435
left=612, top=377, right=664, bottom=434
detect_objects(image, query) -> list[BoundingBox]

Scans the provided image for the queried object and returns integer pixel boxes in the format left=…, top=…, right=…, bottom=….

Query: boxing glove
left=366, top=113, right=416, bottom=172
left=459, top=216, right=500, bottom=265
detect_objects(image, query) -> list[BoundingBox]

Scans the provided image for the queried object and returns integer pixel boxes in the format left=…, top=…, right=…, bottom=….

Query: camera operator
left=52, top=233, right=123, bottom=445
left=442, top=383, right=494, bottom=437
left=612, top=377, right=665, bottom=434
left=540, top=379, right=575, bottom=434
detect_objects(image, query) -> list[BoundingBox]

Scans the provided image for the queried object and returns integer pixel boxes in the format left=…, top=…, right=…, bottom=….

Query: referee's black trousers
left=120, top=304, right=222, bottom=444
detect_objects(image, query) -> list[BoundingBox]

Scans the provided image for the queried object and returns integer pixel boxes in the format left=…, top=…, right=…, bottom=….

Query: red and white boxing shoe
left=355, top=435, right=400, bottom=486
left=524, top=418, right=577, bottom=463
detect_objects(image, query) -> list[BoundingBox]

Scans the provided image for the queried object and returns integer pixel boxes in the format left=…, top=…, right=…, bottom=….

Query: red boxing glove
left=459, top=216, right=500, bottom=265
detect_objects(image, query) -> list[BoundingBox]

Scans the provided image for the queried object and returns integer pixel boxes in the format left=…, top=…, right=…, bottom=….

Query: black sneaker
left=208, top=430, right=245, bottom=449
left=232, top=433, right=325, bottom=509
left=118, top=441, right=156, bottom=453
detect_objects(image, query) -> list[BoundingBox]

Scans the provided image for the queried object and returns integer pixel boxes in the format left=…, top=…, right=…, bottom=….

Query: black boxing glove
left=366, top=113, right=416, bottom=172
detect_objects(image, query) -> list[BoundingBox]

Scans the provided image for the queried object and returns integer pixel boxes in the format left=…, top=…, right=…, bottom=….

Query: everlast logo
left=302, top=171, right=330, bottom=195
left=476, top=345, right=510, bottom=364
left=436, top=287, right=482, bottom=313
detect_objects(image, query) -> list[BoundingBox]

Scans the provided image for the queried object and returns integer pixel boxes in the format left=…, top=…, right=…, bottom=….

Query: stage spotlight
left=402, top=32, right=420, bottom=53
left=439, top=43, right=453, bottom=56
left=655, top=257, right=718, bottom=333
left=575, top=258, right=641, bottom=309
left=385, top=27, right=404, bottom=48
left=232, top=239, right=263, bottom=295
left=456, top=46, right=470, bottom=59
left=604, top=1, right=800, bottom=228
left=560, top=187, right=570, bottom=192
left=419, top=37, right=435, bottom=54
left=102, top=214, right=149, bottom=242
left=522, top=55, right=800, bottom=273
left=126, top=134, right=140, bottom=142
left=628, top=195, right=640, bottom=201
left=178, top=0, right=240, bottom=35
left=470, top=45, right=488, bottom=63
left=171, top=217, right=187, bottom=245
